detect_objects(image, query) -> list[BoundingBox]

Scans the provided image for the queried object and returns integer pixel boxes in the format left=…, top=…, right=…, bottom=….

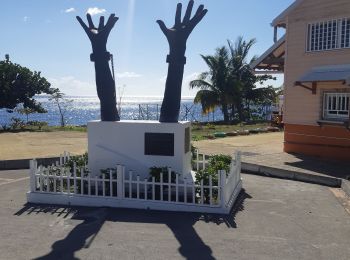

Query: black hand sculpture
left=157, top=1, right=207, bottom=123
left=77, top=14, right=120, bottom=121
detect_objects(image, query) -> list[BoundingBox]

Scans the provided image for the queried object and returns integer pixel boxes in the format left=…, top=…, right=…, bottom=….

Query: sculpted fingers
left=105, top=14, right=119, bottom=31
left=175, top=3, right=182, bottom=27
left=98, top=16, right=105, bottom=30
left=86, top=13, right=95, bottom=29
left=157, top=20, right=168, bottom=36
left=183, top=0, right=194, bottom=23
left=76, top=16, right=91, bottom=36
left=190, top=6, right=207, bottom=28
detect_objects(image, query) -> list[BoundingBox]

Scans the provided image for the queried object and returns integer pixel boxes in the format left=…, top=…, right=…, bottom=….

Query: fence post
left=236, top=151, right=242, bottom=179
left=129, top=171, right=132, bottom=198
left=220, top=170, right=226, bottom=208
left=29, top=160, right=36, bottom=192
left=73, top=162, right=77, bottom=194
left=202, top=154, right=206, bottom=170
left=160, top=172, right=163, bottom=201
left=117, top=165, right=124, bottom=198
left=109, top=169, right=113, bottom=197
left=196, top=149, right=199, bottom=171
left=168, top=168, right=172, bottom=202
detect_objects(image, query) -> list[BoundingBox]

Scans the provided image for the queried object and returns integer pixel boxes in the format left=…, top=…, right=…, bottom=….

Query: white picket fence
left=27, top=151, right=242, bottom=214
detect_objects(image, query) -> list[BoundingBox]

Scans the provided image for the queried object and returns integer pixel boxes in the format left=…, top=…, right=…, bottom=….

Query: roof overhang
left=250, top=35, right=285, bottom=74
left=295, top=64, right=350, bottom=94
left=296, top=64, right=350, bottom=84
left=271, top=0, right=303, bottom=28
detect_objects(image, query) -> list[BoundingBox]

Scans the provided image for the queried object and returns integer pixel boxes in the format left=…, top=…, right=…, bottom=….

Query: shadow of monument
left=14, top=189, right=251, bottom=260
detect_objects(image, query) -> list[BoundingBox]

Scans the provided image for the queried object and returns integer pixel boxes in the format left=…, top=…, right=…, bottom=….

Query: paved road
left=1, top=170, right=349, bottom=260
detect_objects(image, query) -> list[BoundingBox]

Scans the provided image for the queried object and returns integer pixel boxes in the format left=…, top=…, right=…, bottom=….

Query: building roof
left=296, top=64, right=350, bottom=85
left=250, top=35, right=285, bottom=74
left=271, top=0, right=304, bottom=27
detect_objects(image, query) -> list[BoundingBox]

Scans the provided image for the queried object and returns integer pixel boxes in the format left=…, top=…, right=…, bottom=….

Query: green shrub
left=64, top=152, right=88, bottom=177
left=10, top=117, right=25, bottom=130
left=195, top=154, right=232, bottom=203
left=149, top=166, right=177, bottom=183
left=27, top=120, right=48, bottom=130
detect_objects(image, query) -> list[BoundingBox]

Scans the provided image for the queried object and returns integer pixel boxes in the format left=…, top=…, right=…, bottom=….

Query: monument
left=157, top=1, right=208, bottom=123
left=77, top=14, right=120, bottom=121
left=77, top=1, right=207, bottom=178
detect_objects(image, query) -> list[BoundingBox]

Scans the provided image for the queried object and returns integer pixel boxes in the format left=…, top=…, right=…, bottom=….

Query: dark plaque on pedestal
left=145, top=133, right=174, bottom=156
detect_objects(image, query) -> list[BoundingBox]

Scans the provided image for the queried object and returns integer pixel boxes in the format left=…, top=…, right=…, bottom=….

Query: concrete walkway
left=194, top=132, right=350, bottom=184
left=1, top=170, right=350, bottom=259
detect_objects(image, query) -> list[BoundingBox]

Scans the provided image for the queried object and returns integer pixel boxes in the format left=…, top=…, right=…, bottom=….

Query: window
left=323, top=93, right=350, bottom=120
left=307, top=18, right=350, bottom=51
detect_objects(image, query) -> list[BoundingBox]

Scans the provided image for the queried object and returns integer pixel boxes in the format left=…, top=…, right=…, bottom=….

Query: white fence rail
left=27, top=151, right=242, bottom=214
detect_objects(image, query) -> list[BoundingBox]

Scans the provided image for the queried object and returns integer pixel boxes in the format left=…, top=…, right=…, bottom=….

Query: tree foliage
left=0, top=55, right=54, bottom=112
left=190, top=37, right=277, bottom=122
left=49, top=89, right=73, bottom=127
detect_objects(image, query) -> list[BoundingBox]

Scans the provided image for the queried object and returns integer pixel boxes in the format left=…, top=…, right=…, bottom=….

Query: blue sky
left=0, top=0, right=293, bottom=97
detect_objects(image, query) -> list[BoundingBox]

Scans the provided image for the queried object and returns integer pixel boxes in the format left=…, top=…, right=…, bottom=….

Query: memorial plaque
left=184, top=127, right=190, bottom=153
left=145, top=133, right=174, bottom=156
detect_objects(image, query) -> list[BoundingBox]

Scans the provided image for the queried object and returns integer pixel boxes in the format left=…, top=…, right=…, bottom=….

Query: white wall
left=88, top=120, right=192, bottom=179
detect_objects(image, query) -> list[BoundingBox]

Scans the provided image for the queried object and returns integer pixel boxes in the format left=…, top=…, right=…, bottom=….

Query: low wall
left=284, top=124, right=350, bottom=161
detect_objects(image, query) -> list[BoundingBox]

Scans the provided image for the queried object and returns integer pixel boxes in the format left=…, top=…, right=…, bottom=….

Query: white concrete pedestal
left=88, top=120, right=192, bottom=179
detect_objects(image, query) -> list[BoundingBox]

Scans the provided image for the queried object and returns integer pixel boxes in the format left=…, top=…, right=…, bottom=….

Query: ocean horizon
left=0, top=95, right=226, bottom=126
left=0, top=95, right=275, bottom=127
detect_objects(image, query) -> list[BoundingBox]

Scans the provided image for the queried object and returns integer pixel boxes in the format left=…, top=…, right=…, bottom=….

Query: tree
left=190, top=47, right=232, bottom=122
left=16, top=107, right=37, bottom=123
left=0, top=55, right=54, bottom=112
left=191, top=37, right=275, bottom=122
left=49, top=89, right=73, bottom=127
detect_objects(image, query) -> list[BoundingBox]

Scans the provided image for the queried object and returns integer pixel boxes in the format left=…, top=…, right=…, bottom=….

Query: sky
left=0, top=0, right=294, bottom=97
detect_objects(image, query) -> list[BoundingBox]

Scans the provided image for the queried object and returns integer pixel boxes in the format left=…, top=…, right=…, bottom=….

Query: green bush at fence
left=64, top=152, right=88, bottom=176
left=149, top=167, right=177, bottom=183
left=195, top=154, right=232, bottom=204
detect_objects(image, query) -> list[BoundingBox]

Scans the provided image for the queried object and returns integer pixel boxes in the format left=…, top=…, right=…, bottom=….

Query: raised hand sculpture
left=77, top=14, right=120, bottom=121
left=157, top=1, right=207, bottom=122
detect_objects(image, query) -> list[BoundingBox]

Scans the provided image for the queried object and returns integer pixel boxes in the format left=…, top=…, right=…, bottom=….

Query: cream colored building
left=252, top=0, right=350, bottom=160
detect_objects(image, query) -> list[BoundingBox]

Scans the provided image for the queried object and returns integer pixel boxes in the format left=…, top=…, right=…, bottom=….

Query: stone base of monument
left=88, top=120, right=192, bottom=180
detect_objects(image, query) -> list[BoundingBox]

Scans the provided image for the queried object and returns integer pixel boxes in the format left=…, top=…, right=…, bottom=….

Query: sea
left=0, top=96, right=228, bottom=127
left=0, top=95, right=277, bottom=127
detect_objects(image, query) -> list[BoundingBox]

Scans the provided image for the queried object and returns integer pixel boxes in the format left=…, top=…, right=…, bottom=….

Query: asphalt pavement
left=1, top=169, right=349, bottom=260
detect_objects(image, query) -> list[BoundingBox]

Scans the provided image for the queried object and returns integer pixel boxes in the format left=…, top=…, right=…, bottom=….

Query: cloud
left=65, top=8, right=76, bottom=13
left=116, top=72, right=142, bottom=78
left=49, top=76, right=96, bottom=96
left=23, top=16, right=30, bottom=22
left=87, top=7, right=106, bottom=16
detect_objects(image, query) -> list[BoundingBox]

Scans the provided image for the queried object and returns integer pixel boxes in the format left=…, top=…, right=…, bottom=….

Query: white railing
left=27, top=151, right=242, bottom=214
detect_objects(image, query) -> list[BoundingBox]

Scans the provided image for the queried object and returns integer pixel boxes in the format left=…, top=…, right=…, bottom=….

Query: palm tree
left=191, top=36, right=275, bottom=122
left=190, top=47, right=232, bottom=122
left=227, top=37, right=258, bottom=121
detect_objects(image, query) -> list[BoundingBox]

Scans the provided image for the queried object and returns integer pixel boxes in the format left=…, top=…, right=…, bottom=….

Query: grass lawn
left=191, top=121, right=275, bottom=141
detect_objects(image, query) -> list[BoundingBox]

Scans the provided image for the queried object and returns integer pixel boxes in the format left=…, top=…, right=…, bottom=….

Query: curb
left=242, top=162, right=342, bottom=188
left=0, top=157, right=60, bottom=170
left=341, top=179, right=350, bottom=197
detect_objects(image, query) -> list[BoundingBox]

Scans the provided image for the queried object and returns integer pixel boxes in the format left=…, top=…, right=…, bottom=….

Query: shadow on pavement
left=14, top=189, right=251, bottom=260
left=285, top=154, right=350, bottom=179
